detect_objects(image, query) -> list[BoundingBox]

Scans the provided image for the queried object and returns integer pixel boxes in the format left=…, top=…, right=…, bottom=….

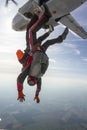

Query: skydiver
left=16, top=3, right=68, bottom=103
left=16, top=27, right=53, bottom=103
left=16, top=27, right=69, bottom=103
left=16, top=3, right=52, bottom=103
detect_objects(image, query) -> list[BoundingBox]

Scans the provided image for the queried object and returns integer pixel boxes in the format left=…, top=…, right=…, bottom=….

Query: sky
left=0, top=0, right=87, bottom=95
left=0, top=1, right=87, bottom=129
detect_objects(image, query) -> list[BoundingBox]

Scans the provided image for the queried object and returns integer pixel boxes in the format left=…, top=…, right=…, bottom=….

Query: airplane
left=5, top=0, right=18, bottom=6
left=12, top=0, right=87, bottom=39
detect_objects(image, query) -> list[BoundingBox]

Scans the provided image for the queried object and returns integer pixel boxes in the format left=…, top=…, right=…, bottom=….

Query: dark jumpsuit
left=26, top=14, right=38, bottom=48
left=26, top=2, right=51, bottom=48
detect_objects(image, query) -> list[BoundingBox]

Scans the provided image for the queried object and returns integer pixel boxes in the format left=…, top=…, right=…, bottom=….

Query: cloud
left=75, top=49, right=80, bottom=55
left=81, top=57, right=87, bottom=62
left=64, top=43, right=81, bottom=56
left=64, top=43, right=76, bottom=48
left=44, top=76, right=87, bottom=86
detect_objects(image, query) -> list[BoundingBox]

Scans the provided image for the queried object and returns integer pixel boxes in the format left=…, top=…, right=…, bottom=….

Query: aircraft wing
left=59, top=14, right=87, bottom=39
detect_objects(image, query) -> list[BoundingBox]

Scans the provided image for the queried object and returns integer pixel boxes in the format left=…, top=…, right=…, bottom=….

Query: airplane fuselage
left=12, top=0, right=87, bottom=39
left=12, top=0, right=86, bottom=31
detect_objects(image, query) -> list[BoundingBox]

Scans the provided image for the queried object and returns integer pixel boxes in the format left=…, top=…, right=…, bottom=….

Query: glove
left=34, top=96, right=40, bottom=103
left=17, top=91, right=25, bottom=102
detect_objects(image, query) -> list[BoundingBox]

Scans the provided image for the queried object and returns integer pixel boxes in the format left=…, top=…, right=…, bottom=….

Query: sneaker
left=62, top=27, right=69, bottom=40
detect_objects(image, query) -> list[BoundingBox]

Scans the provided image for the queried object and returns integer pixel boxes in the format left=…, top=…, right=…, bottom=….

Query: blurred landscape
left=0, top=73, right=87, bottom=130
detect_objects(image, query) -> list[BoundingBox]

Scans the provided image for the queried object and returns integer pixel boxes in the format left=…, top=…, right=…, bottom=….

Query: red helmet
left=27, top=76, right=37, bottom=86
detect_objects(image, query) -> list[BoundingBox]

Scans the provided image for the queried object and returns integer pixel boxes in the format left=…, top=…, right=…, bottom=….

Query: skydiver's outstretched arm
left=17, top=55, right=33, bottom=102
left=41, top=28, right=69, bottom=52
left=34, top=78, right=41, bottom=103
left=37, top=25, right=54, bottom=44
left=37, top=32, right=49, bottom=44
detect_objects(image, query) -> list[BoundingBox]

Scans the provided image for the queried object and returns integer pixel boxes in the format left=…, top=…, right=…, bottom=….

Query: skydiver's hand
left=17, top=91, right=25, bottom=102
left=34, top=96, right=40, bottom=103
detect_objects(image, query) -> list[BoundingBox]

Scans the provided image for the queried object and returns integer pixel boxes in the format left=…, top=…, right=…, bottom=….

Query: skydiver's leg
left=25, top=25, right=53, bottom=52
left=29, top=14, right=49, bottom=48
left=37, top=32, right=50, bottom=45
left=26, top=13, right=39, bottom=48
left=42, top=28, right=69, bottom=52
left=37, top=25, right=54, bottom=44
left=29, top=3, right=51, bottom=49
